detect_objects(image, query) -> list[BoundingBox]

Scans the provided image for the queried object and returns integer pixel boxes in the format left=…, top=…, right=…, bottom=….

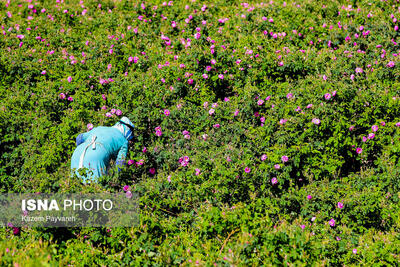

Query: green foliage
left=1, top=0, right=400, bottom=265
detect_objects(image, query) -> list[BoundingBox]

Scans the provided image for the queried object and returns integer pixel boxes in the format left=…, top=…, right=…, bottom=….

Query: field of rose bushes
left=1, top=0, right=400, bottom=265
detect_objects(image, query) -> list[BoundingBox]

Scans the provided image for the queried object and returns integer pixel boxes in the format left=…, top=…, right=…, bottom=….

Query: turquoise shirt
left=70, top=126, right=128, bottom=182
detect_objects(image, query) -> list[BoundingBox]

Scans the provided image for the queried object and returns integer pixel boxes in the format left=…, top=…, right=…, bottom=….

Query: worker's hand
left=116, top=159, right=126, bottom=172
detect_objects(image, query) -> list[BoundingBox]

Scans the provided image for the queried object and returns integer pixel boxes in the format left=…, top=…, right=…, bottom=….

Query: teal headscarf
left=113, top=116, right=135, bottom=140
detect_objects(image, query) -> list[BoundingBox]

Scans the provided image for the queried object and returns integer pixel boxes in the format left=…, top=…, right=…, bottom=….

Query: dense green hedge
left=1, top=0, right=400, bottom=265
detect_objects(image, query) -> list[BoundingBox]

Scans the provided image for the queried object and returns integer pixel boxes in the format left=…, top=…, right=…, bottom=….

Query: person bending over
left=70, top=116, right=134, bottom=182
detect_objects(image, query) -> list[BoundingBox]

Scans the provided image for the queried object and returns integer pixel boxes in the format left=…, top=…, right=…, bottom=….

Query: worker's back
left=71, top=126, right=128, bottom=182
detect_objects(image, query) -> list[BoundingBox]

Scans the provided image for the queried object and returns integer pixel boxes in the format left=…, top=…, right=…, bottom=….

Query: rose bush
left=1, top=0, right=400, bottom=265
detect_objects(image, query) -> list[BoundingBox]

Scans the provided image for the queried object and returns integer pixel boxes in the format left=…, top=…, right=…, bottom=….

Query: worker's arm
left=116, top=140, right=129, bottom=171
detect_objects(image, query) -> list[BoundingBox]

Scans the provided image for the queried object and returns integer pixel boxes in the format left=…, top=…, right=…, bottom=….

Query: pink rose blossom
left=324, top=93, right=331, bottom=100
left=312, top=118, right=320, bottom=125
left=279, top=119, right=287, bottom=125
left=368, top=133, right=375, bottom=139
left=355, top=67, right=363, bottom=73
left=387, top=61, right=395, bottom=67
